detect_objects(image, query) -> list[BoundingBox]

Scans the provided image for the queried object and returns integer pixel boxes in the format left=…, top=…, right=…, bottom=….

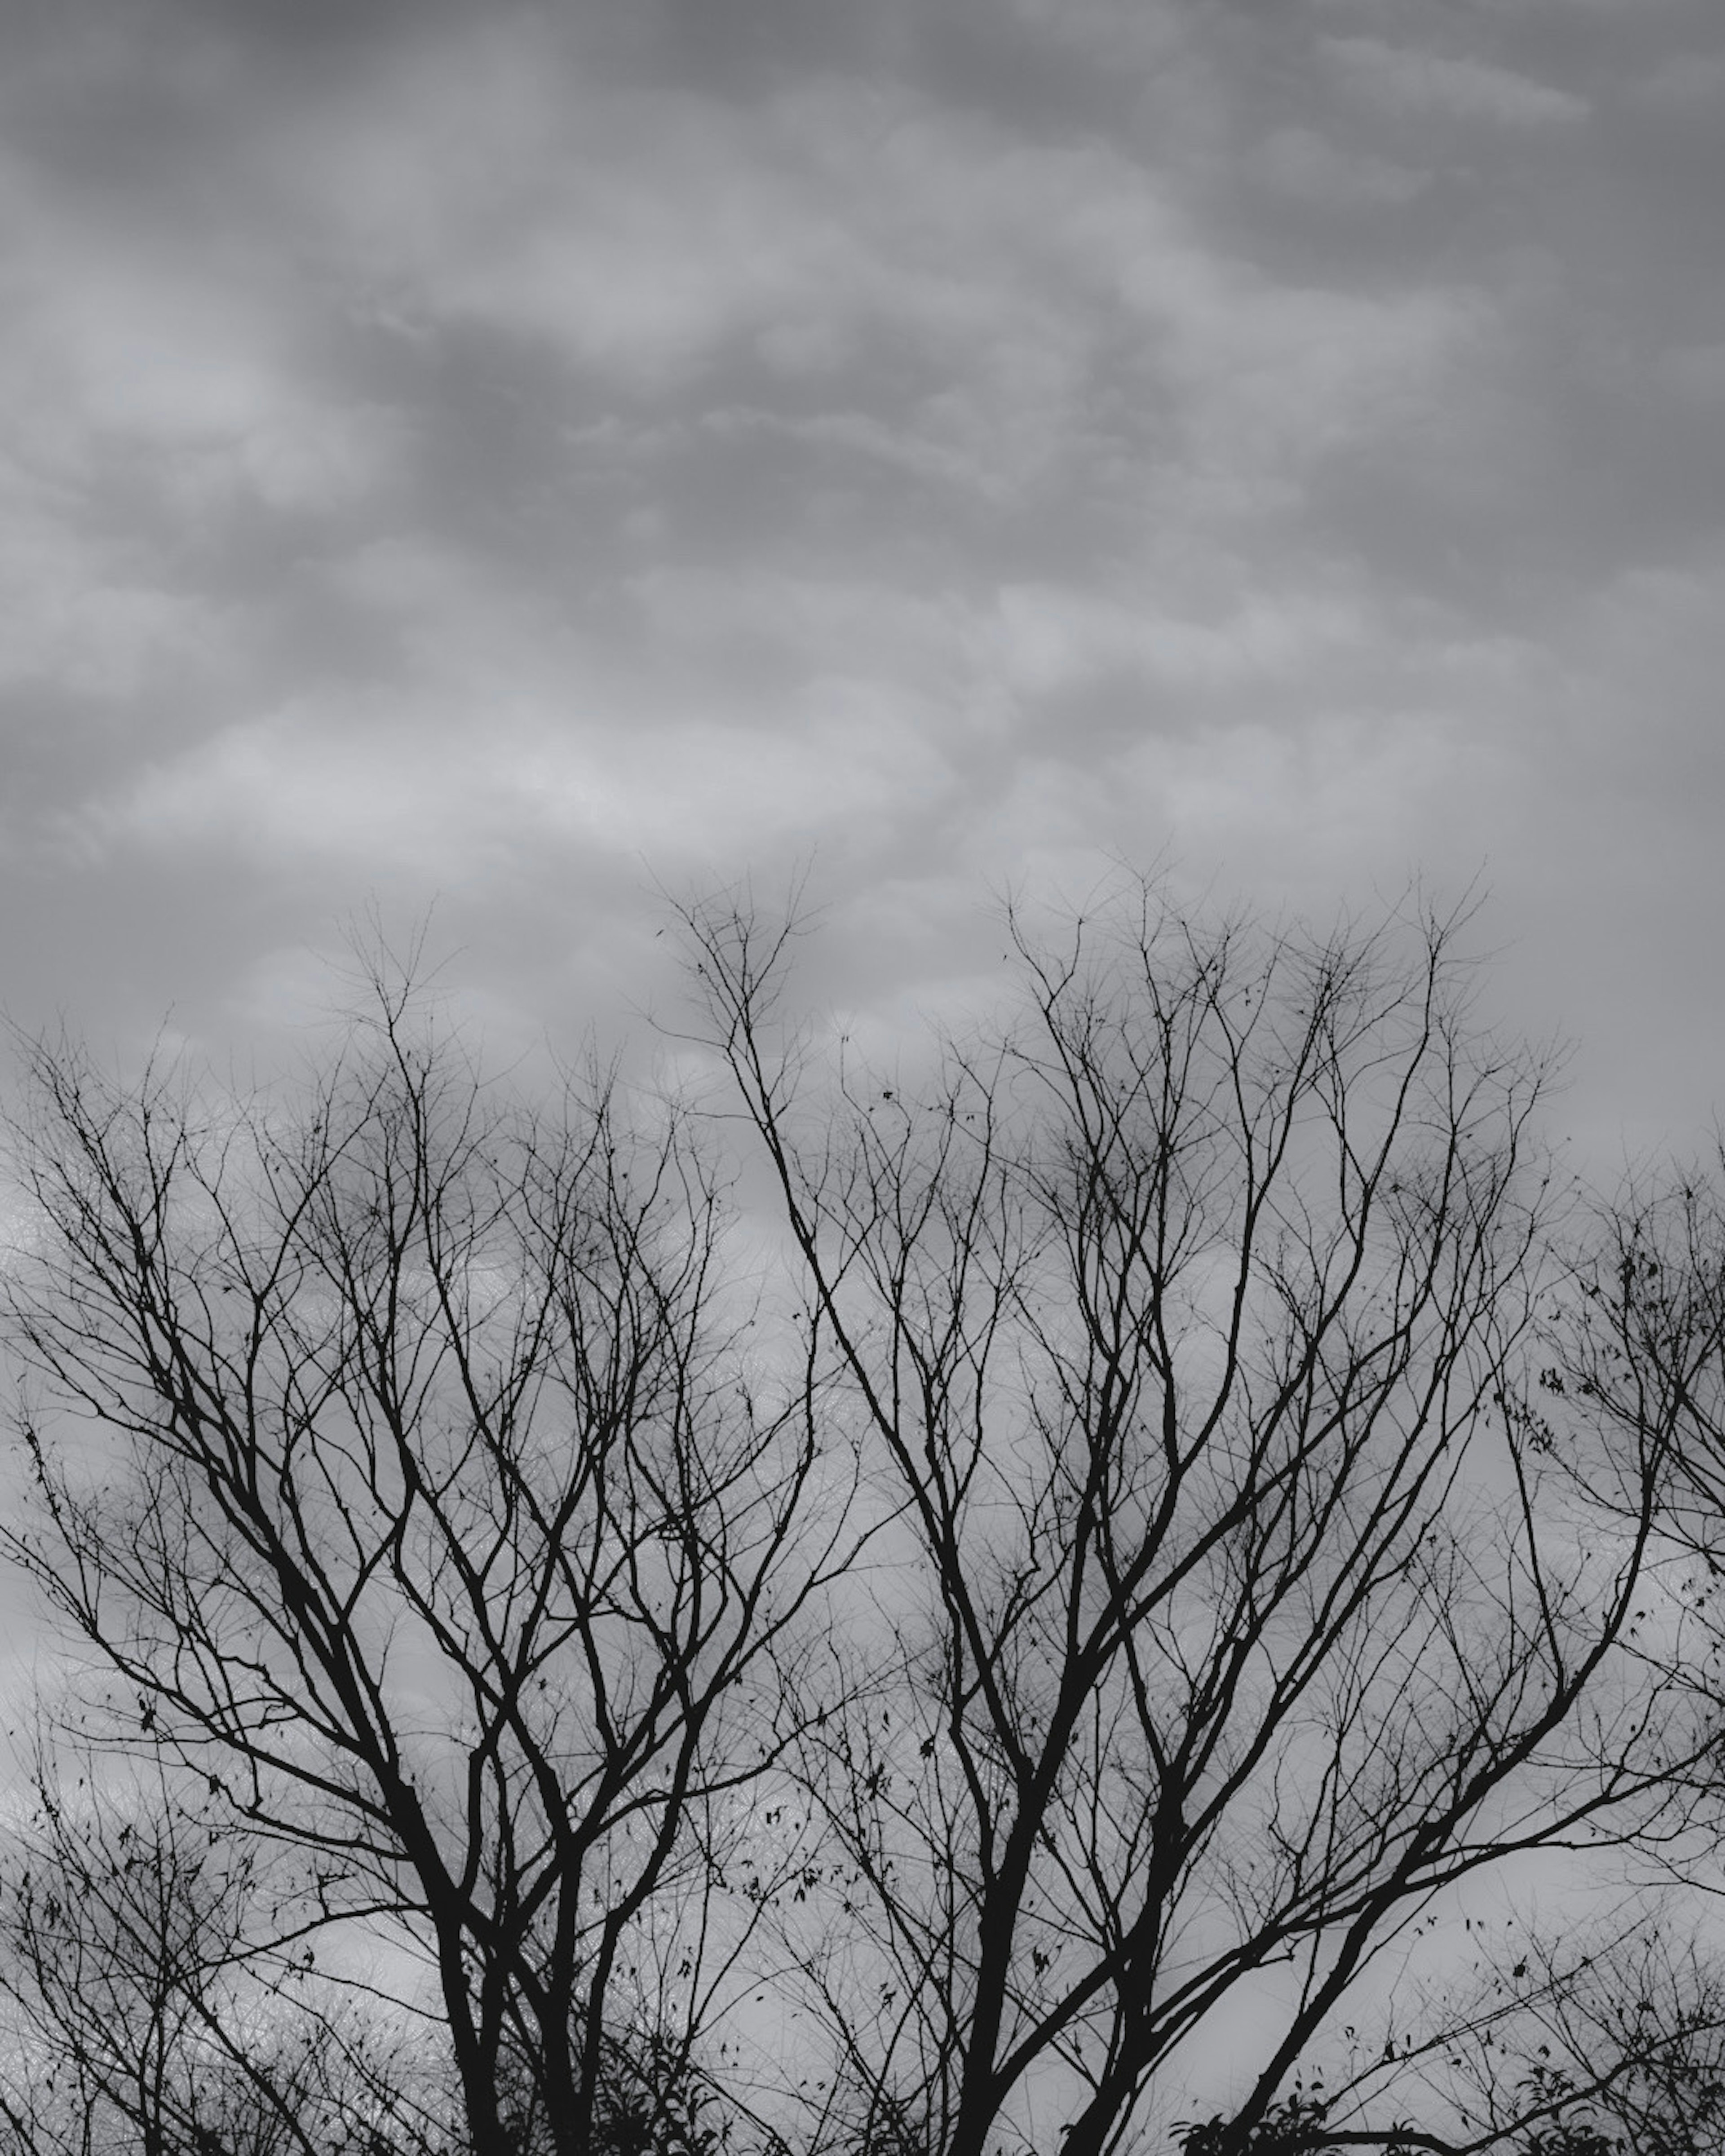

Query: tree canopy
left=1, top=883, right=1720, bottom=2156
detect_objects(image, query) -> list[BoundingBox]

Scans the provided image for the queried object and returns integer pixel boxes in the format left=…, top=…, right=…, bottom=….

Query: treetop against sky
left=0, top=0, right=1721, bottom=1163
left=5, top=890, right=1723, bottom=2156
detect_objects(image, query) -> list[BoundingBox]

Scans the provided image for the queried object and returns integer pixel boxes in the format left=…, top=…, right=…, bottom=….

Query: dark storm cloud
left=0, top=0, right=1721, bottom=1149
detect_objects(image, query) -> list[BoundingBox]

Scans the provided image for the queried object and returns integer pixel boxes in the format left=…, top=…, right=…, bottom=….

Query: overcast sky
left=4, top=0, right=1723, bottom=1157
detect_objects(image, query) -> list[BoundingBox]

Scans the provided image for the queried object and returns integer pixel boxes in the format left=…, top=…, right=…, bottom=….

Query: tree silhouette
left=2, top=967, right=849, bottom=2156
left=677, top=881, right=1695, bottom=2156
left=2, top=886, right=1708, bottom=2156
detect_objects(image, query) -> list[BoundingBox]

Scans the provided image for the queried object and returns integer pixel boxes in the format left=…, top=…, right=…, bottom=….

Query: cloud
left=0, top=468, right=220, bottom=702
left=0, top=0, right=1720, bottom=1158
left=78, top=675, right=961, bottom=885
left=1633, top=44, right=1725, bottom=109
left=0, top=153, right=404, bottom=531
left=700, top=404, right=1008, bottom=499
left=991, top=583, right=1365, bottom=697
left=1247, top=127, right=1429, bottom=209
left=233, top=18, right=1476, bottom=524
left=1325, top=35, right=1588, bottom=126
left=1659, top=343, right=1725, bottom=404
left=1116, top=707, right=1509, bottom=873
left=263, top=26, right=882, bottom=388
left=624, top=564, right=976, bottom=691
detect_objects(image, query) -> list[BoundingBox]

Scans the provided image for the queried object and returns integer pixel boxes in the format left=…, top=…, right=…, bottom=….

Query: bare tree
left=0, top=1744, right=450, bottom=2156
left=1527, top=1159, right=1725, bottom=2152
left=1173, top=1913, right=1725, bottom=2156
left=1, top=969, right=848, bottom=2156
left=5, top=889, right=1706, bottom=2156
left=1484, top=1922, right=1725, bottom=2155
left=676, top=881, right=1694, bottom=2156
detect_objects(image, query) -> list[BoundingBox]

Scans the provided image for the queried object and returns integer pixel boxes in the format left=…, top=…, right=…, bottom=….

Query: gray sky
left=4, top=0, right=1724, bottom=1156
